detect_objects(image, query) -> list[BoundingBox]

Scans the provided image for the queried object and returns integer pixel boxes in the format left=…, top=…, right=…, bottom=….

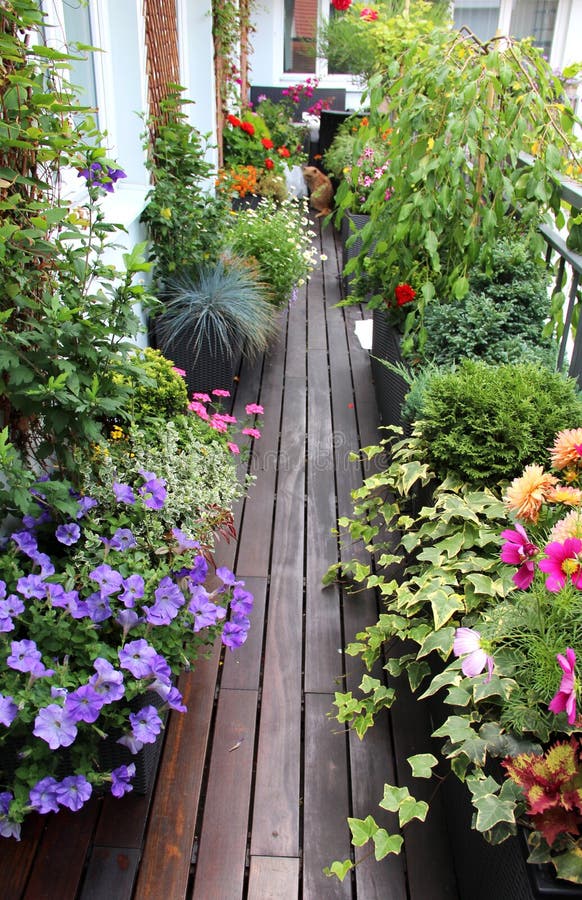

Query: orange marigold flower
left=550, top=509, right=582, bottom=543
left=549, top=428, right=582, bottom=470
left=504, top=465, right=557, bottom=523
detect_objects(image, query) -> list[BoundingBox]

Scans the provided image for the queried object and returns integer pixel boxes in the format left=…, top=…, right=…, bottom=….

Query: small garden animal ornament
left=302, top=165, right=333, bottom=217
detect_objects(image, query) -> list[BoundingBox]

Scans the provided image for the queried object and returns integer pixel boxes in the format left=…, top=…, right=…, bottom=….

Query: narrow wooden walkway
left=0, top=220, right=458, bottom=899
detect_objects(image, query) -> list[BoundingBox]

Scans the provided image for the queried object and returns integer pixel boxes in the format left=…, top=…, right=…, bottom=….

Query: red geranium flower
left=227, top=114, right=242, bottom=128
left=394, top=283, right=416, bottom=306
left=261, top=138, right=274, bottom=149
left=264, top=158, right=275, bottom=170
left=241, top=121, right=255, bottom=136
left=331, top=0, right=352, bottom=9
left=277, top=146, right=290, bottom=158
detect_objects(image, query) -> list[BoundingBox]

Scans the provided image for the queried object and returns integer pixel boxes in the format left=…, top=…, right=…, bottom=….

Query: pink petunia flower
left=500, top=524, right=539, bottom=589
left=188, top=401, right=210, bottom=421
left=453, top=627, right=494, bottom=682
left=548, top=648, right=577, bottom=725
left=537, top=538, right=582, bottom=592
left=192, top=392, right=211, bottom=403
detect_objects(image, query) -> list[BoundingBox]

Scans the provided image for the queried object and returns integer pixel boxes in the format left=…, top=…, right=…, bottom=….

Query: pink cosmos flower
left=500, top=524, right=539, bottom=589
left=453, top=627, right=494, bottom=682
left=172, top=367, right=186, bottom=378
left=227, top=442, right=240, bottom=455
left=537, top=537, right=582, bottom=592
left=245, top=403, right=264, bottom=415
left=360, top=7, right=378, bottom=20
left=242, top=427, right=261, bottom=440
left=548, top=648, right=577, bottom=725
left=212, top=389, right=231, bottom=398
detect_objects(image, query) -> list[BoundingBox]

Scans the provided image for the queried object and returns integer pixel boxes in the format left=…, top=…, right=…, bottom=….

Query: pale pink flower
left=453, top=627, right=494, bottom=682
left=172, top=367, right=186, bottom=378
left=227, top=442, right=240, bottom=455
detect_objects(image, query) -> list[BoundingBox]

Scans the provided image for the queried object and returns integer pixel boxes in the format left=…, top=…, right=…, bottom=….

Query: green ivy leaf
left=408, top=753, right=439, bottom=779
left=373, top=830, right=404, bottom=860
left=324, top=860, right=354, bottom=881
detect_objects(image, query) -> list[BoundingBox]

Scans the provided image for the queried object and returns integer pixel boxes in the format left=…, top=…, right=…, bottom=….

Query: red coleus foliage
left=331, top=0, right=352, bottom=10
left=503, top=738, right=582, bottom=846
left=394, top=283, right=416, bottom=307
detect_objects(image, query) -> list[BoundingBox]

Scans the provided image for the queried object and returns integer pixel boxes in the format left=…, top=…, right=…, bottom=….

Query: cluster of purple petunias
left=0, top=473, right=254, bottom=838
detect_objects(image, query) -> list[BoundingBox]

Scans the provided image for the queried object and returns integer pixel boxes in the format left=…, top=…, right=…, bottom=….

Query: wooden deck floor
left=0, top=219, right=459, bottom=899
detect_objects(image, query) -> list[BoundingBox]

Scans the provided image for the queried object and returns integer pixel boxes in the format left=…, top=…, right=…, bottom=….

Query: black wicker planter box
left=341, top=211, right=371, bottom=297
left=153, top=316, right=242, bottom=398
left=370, top=308, right=409, bottom=430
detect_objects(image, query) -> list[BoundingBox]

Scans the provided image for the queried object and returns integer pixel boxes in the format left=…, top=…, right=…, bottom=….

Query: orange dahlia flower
left=549, top=428, right=582, bottom=470
left=504, top=465, right=557, bottom=523
left=550, top=509, right=582, bottom=543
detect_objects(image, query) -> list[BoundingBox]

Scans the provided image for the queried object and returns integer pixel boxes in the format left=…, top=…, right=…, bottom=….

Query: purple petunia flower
left=89, top=564, right=123, bottom=596
left=221, top=620, right=249, bottom=650
left=116, top=608, right=140, bottom=637
left=0, top=792, right=20, bottom=840
left=11, top=531, right=38, bottom=557
left=90, top=658, right=125, bottom=704
left=129, top=705, right=162, bottom=744
left=171, top=528, right=199, bottom=553
left=33, top=704, right=78, bottom=749
left=76, top=495, right=98, bottom=518
left=16, top=574, right=46, bottom=600
left=55, top=775, right=92, bottom=811
left=85, top=592, right=113, bottom=623
left=119, top=574, right=145, bottom=607
left=29, top=777, right=59, bottom=814
left=138, top=471, right=167, bottom=510
left=110, top=764, right=136, bottom=798
left=118, top=639, right=158, bottom=679
left=65, top=684, right=106, bottom=724
left=7, top=639, right=42, bottom=673
left=55, top=523, right=81, bottom=546
left=189, top=587, right=226, bottom=632
left=117, top=733, right=144, bottom=754
left=188, top=555, right=208, bottom=586
left=112, top=482, right=136, bottom=505
left=231, top=586, right=254, bottom=617
left=216, top=566, right=242, bottom=588
left=102, top=528, right=136, bottom=552
left=144, top=577, right=185, bottom=626
left=0, top=694, right=18, bottom=727
left=31, top=552, right=55, bottom=578
left=0, top=595, right=25, bottom=633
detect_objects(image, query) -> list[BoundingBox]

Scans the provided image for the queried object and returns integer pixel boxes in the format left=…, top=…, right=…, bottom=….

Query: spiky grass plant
left=156, top=257, right=279, bottom=363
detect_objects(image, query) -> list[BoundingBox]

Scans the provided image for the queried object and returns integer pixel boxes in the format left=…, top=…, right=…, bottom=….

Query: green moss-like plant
left=417, top=360, right=582, bottom=485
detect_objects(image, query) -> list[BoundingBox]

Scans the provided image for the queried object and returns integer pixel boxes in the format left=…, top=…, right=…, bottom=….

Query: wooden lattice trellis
left=143, top=0, right=180, bottom=122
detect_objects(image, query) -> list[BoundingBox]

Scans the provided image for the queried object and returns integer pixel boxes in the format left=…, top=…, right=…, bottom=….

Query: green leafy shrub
left=417, top=360, right=582, bottom=484
left=115, top=348, right=189, bottom=425
left=422, top=239, right=555, bottom=367
left=224, top=197, right=320, bottom=306
left=141, top=89, right=228, bottom=284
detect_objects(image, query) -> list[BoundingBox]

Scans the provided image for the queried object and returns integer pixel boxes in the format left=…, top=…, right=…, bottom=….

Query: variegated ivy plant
left=324, top=426, right=581, bottom=886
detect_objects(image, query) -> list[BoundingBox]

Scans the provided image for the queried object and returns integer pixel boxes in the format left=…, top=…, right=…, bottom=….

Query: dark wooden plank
left=79, top=847, right=140, bottom=900
left=234, top=318, right=287, bottom=578
left=303, top=693, right=352, bottom=899
left=23, top=799, right=101, bottom=900
left=192, top=689, right=257, bottom=899
left=250, top=376, right=306, bottom=857
left=305, top=347, right=343, bottom=692
left=247, top=856, right=300, bottom=899
left=221, top=575, right=267, bottom=691
left=0, top=815, right=46, bottom=900
left=133, top=644, right=221, bottom=900
left=285, top=283, right=307, bottom=379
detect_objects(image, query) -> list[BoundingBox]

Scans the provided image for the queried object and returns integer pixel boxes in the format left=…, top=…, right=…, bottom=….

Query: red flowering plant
left=221, top=108, right=299, bottom=200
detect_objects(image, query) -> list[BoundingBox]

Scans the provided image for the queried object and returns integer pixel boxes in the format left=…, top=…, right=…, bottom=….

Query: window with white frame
left=454, top=0, right=558, bottom=54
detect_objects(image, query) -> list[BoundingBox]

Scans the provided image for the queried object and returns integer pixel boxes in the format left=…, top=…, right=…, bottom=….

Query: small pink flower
left=209, top=415, right=228, bottom=433
left=360, top=7, right=378, bottom=21
left=245, top=403, right=264, bottom=416
left=172, top=367, right=186, bottom=378
left=453, top=627, right=494, bottom=682
left=212, top=389, right=231, bottom=398
left=227, top=442, right=240, bottom=455
left=242, top=427, right=261, bottom=440
left=537, top=538, right=582, bottom=592
left=548, top=648, right=577, bottom=725
left=500, top=524, right=539, bottom=590
left=188, top=401, right=210, bottom=421
left=192, top=392, right=211, bottom=403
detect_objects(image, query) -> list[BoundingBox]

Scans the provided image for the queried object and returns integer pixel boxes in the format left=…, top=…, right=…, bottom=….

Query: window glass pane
left=62, top=0, right=98, bottom=111
left=509, top=0, right=557, bottom=58
left=453, top=0, right=501, bottom=42
left=284, top=0, right=318, bottom=73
